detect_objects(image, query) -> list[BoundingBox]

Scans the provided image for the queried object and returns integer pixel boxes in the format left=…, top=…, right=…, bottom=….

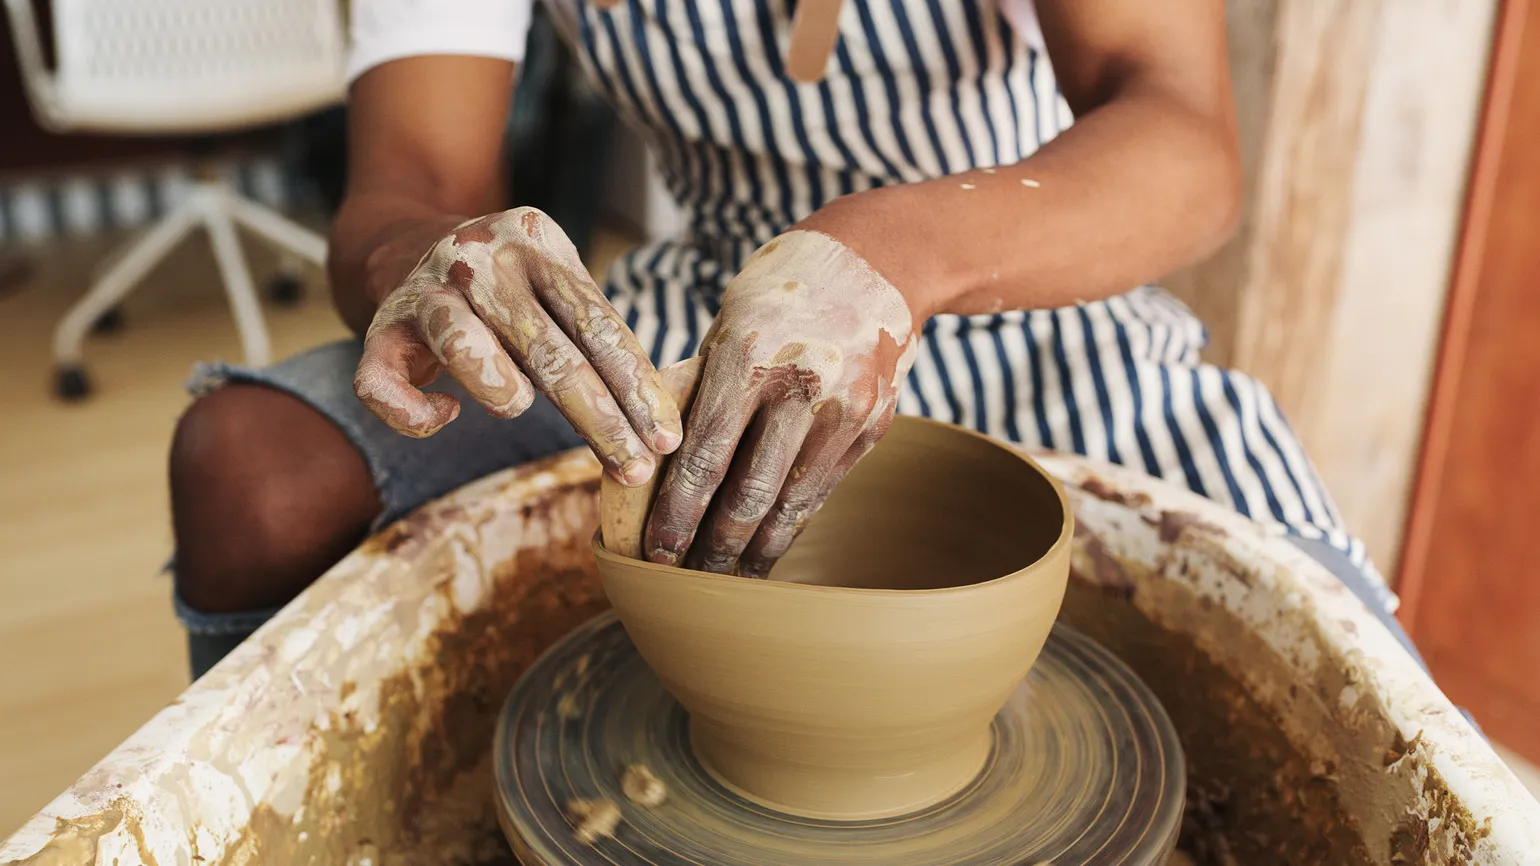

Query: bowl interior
left=765, top=416, right=1066, bottom=590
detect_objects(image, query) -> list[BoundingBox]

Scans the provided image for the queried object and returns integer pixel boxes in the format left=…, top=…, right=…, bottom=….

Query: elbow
left=1189, top=125, right=1245, bottom=258
left=1213, top=142, right=1245, bottom=243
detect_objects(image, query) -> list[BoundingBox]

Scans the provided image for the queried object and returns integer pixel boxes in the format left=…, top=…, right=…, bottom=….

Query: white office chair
left=4, top=0, right=347, bottom=399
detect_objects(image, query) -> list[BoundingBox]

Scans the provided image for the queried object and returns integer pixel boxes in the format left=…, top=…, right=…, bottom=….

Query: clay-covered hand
left=354, top=207, right=682, bottom=486
left=644, top=230, right=917, bottom=576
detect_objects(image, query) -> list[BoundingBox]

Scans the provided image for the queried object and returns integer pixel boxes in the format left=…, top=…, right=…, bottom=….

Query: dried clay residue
left=1147, top=510, right=1224, bottom=545
left=1385, top=736, right=1494, bottom=864
left=1073, top=521, right=1136, bottom=600
left=363, top=504, right=471, bottom=559
left=3, top=799, right=162, bottom=866
left=1059, top=579, right=1373, bottom=865
left=221, top=477, right=610, bottom=866
left=620, top=765, right=668, bottom=808
left=565, top=798, right=621, bottom=845
left=1079, top=475, right=1153, bottom=510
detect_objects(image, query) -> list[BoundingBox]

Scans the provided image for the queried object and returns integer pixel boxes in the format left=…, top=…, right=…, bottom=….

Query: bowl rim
left=592, top=414, right=1074, bottom=597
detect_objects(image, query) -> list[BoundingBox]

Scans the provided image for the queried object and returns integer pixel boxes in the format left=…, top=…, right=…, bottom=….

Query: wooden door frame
left=1395, top=0, right=1530, bottom=631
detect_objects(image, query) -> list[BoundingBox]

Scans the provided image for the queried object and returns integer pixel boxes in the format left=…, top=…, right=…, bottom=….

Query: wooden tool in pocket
left=586, top=0, right=844, bottom=83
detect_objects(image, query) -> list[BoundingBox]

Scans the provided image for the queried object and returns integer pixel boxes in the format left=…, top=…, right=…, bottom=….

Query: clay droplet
left=960, top=183, right=977, bottom=190
left=981, top=167, right=997, bottom=174
left=557, top=692, right=583, bottom=720
left=1021, top=178, right=1041, bottom=188
left=620, top=764, right=668, bottom=807
left=565, top=797, right=622, bottom=844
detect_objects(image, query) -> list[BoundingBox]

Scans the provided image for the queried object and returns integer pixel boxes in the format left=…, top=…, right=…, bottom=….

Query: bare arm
left=328, top=55, right=515, bottom=335
left=328, top=56, right=682, bottom=484
left=799, top=0, right=1241, bottom=322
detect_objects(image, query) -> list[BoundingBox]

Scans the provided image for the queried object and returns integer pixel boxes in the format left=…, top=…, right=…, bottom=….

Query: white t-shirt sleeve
left=346, top=0, right=537, bottom=84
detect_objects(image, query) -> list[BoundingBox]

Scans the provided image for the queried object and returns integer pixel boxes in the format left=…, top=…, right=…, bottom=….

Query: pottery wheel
left=494, top=612, right=1184, bottom=865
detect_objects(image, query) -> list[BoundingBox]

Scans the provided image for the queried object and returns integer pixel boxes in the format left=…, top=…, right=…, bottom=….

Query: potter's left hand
left=644, top=230, right=918, bottom=576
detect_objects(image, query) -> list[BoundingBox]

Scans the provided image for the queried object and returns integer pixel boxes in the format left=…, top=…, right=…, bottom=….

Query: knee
left=170, top=385, right=375, bottom=613
left=170, top=385, right=281, bottom=513
left=170, top=385, right=255, bottom=496
left=170, top=386, right=294, bottom=612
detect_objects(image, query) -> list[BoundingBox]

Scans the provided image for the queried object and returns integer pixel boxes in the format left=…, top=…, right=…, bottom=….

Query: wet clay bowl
left=592, top=414, right=1073, bottom=820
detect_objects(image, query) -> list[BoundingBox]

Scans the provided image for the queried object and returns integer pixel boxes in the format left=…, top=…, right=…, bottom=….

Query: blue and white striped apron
left=540, top=0, right=1389, bottom=601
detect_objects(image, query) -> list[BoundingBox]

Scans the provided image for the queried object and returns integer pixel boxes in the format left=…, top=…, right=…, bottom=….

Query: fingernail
left=653, top=427, right=682, bottom=453
left=620, top=455, right=655, bottom=486
left=646, top=546, right=680, bottom=567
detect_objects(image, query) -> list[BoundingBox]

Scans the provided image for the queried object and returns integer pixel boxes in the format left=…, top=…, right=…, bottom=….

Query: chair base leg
left=52, top=194, right=203, bottom=368
left=48, top=181, right=329, bottom=399
left=91, top=307, right=125, bottom=335
left=267, top=265, right=305, bottom=307
left=53, top=365, right=92, bottom=402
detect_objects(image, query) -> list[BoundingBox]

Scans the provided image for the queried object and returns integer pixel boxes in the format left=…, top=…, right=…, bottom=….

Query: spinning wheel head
left=494, top=613, right=1184, bottom=866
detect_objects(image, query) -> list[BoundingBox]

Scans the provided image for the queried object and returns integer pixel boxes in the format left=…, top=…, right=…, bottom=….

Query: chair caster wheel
left=92, top=307, right=125, bottom=335
left=268, top=272, right=304, bottom=306
left=54, top=366, right=92, bottom=401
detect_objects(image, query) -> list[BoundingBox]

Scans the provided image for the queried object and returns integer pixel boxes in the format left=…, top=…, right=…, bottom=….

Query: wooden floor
left=0, top=226, right=1536, bottom=838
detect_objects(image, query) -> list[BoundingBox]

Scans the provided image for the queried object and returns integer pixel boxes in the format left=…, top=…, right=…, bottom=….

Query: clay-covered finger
left=529, top=260, right=683, bottom=453
left=735, top=439, right=847, bottom=578
left=503, top=209, right=683, bottom=453
left=737, top=402, right=895, bottom=577
left=476, top=285, right=656, bottom=485
left=683, top=404, right=815, bottom=575
left=415, top=290, right=535, bottom=419
left=354, top=321, right=462, bottom=438
left=644, top=364, right=757, bottom=565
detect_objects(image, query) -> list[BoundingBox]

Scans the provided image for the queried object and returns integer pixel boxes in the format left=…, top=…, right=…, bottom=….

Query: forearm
left=329, top=192, right=470, bottom=337
left=800, top=81, right=1241, bottom=323
left=326, top=55, right=516, bottom=337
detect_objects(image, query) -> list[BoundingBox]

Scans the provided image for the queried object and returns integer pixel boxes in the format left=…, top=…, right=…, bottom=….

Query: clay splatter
left=620, top=765, right=668, bottom=808
left=1080, top=475, right=1153, bottom=510
left=565, top=798, right=622, bottom=845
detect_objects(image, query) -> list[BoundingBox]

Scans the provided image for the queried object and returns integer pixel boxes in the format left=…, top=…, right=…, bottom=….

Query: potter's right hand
left=353, top=207, right=682, bottom=486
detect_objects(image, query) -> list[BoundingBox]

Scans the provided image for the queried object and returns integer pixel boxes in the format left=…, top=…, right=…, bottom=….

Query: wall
left=1165, top=0, right=1497, bottom=576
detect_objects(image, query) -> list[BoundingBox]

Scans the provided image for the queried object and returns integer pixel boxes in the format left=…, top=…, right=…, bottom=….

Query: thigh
left=191, top=339, right=587, bottom=529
